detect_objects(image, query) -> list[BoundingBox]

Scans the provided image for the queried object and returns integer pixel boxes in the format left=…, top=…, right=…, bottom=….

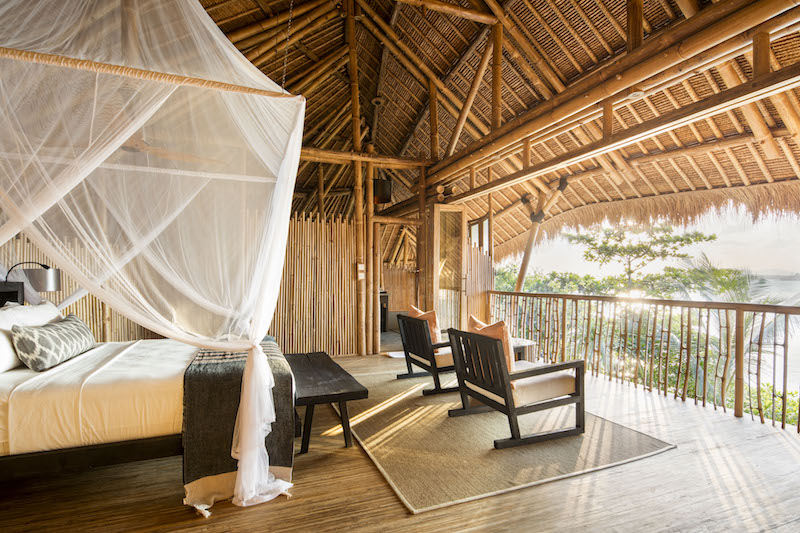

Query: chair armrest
left=509, top=360, right=585, bottom=381
left=432, top=341, right=451, bottom=349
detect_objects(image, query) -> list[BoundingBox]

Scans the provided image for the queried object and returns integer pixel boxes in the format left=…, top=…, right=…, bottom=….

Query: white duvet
left=0, top=339, right=198, bottom=456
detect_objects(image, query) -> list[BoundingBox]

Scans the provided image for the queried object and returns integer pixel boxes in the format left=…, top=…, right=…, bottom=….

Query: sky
left=505, top=206, right=800, bottom=278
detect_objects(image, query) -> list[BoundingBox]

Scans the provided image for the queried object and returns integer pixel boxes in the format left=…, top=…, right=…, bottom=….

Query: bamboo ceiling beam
left=521, top=0, right=583, bottom=74
left=491, top=23, right=503, bottom=131
left=446, top=37, right=493, bottom=157
left=398, top=0, right=535, bottom=156
left=428, top=79, right=440, bottom=160
left=245, top=2, right=336, bottom=61
left=229, top=0, right=331, bottom=44
left=288, top=45, right=348, bottom=94
left=448, top=7, right=800, bottom=195
left=355, top=0, right=485, bottom=136
left=627, top=0, right=644, bottom=52
left=628, top=128, right=790, bottom=167
left=373, top=215, right=423, bottom=226
left=445, top=60, right=800, bottom=204
left=251, top=8, right=340, bottom=68
left=301, top=147, right=429, bottom=168
left=393, top=0, right=497, bottom=24
left=674, top=0, right=782, bottom=161
left=372, top=4, right=401, bottom=146
left=482, top=0, right=562, bottom=94
left=424, top=0, right=787, bottom=188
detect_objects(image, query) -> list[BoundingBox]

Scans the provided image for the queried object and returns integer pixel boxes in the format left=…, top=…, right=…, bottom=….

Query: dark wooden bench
left=285, top=352, right=368, bottom=454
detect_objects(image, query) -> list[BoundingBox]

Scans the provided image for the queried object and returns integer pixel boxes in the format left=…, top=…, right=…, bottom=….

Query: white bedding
left=0, top=339, right=198, bottom=456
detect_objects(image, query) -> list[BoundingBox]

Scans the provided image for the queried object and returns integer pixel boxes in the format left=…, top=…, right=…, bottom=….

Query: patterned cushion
left=11, top=314, right=95, bottom=372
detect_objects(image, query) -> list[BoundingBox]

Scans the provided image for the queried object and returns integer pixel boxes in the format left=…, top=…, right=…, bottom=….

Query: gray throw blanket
left=182, top=337, right=294, bottom=486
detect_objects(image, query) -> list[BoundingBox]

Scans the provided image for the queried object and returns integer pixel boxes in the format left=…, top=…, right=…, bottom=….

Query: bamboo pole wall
left=268, top=213, right=358, bottom=356
left=0, top=234, right=159, bottom=342
left=2, top=215, right=359, bottom=355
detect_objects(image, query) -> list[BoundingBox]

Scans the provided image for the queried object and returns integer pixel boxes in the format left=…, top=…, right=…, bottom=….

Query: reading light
left=4, top=262, right=62, bottom=292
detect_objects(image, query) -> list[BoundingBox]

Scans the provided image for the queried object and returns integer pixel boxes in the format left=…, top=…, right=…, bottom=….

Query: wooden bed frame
left=0, top=283, right=185, bottom=481
left=0, top=435, right=183, bottom=482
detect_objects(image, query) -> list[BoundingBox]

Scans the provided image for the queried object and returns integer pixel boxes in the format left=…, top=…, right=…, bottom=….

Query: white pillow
left=0, top=301, right=63, bottom=372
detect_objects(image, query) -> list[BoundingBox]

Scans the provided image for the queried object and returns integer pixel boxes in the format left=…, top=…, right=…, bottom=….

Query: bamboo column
left=514, top=193, right=547, bottom=291
left=417, top=167, right=427, bottom=308
left=347, top=0, right=366, bottom=356
left=373, top=221, right=381, bottom=354
left=366, top=144, right=375, bottom=353
left=734, top=308, right=745, bottom=417
left=487, top=192, right=494, bottom=259
left=429, top=79, right=440, bottom=160
left=491, top=23, right=503, bottom=131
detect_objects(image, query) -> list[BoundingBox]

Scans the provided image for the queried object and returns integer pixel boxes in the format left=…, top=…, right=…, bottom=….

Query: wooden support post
left=522, top=138, right=531, bottom=168
left=366, top=145, right=375, bottom=354
left=416, top=167, right=427, bottom=309
left=753, top=31, right=771, bottom=79
left=347, top=0, right=365, bottom=355
left=627, top=0, right=644, bottom=52
left=487, top=193, right=494, bottom=258
left=491, top=23, right=503, bottom=131
left=515, top=193, right=547, bottom=291
left=603, top=99, right=614, bottom=139
left=469, top=166, right=477, bottom=190
left=373, top=222, right=381, bottom=354
left=354, top=160, right=366, bottom=356
left=734, top=308, right=744, bottom=417
left=429, top=79, right=440, bottom=160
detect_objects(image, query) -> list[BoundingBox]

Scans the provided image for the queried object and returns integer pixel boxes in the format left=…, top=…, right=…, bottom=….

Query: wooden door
left=430, top=204, right=467, bottom=330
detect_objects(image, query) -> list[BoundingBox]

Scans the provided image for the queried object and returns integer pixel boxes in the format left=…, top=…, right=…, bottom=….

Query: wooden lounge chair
left=446, top=328, right=585, bottom=449
left=396, top=314, right=458, bottom=396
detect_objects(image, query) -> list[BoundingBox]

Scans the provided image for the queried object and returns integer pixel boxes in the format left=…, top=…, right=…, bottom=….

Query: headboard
left=0, top=281, right=24, bottom=306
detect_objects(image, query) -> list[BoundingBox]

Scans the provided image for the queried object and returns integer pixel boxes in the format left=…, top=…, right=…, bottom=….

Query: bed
left=0, top=296, right=296, bottom=487
left=0, top=339, right=196, bottom=458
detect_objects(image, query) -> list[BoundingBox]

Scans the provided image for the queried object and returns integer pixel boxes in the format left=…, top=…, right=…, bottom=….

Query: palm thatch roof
left=203, top=0, right=800, bottom=262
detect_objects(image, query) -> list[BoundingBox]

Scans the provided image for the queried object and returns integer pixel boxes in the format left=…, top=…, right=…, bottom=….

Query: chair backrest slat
left=398, top=315, right=434, bottom=362
left=448, top=328, right=509, bottom=400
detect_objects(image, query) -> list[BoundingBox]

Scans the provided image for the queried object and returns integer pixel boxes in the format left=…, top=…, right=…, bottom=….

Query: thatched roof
left=204, top=0, right=800, bottom=262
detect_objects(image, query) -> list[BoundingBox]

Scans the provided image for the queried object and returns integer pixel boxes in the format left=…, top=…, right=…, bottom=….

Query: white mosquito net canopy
left=0, top=0, right=305, bottom=509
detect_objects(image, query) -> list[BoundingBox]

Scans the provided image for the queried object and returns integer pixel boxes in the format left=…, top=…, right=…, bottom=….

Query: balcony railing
left=489, top=290, right=800, bottom=432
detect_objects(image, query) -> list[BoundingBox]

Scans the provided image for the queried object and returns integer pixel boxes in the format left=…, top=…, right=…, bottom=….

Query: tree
left=564, top=223, right=716, bottom=289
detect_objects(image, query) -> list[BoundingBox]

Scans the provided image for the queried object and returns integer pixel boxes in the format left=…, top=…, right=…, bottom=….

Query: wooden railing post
left=734, top=308, right=745, bottom=417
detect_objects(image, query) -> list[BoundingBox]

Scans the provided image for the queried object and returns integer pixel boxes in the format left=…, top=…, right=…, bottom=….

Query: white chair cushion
left=0, top=301, right=62, bottom=373
left=408, top=346, right=453, bottom=368
left=510, top=360, right=576, bottom=407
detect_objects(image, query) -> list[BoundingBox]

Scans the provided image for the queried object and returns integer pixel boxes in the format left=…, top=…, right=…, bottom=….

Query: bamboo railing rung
left=489, top=290, right=800, bottom=432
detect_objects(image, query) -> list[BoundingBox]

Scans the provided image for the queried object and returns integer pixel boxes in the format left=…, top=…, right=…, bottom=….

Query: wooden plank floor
left=1, top=355, right=799, bottom=532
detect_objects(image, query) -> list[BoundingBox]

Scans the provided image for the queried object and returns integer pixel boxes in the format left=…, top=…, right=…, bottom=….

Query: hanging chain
left=281, top=0, right=295, bottom=90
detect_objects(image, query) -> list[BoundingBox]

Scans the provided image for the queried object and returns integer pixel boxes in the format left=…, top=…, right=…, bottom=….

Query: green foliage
left=496, top=223, right=798, bottom=428
left=564, top=224, right=716, bottom=287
